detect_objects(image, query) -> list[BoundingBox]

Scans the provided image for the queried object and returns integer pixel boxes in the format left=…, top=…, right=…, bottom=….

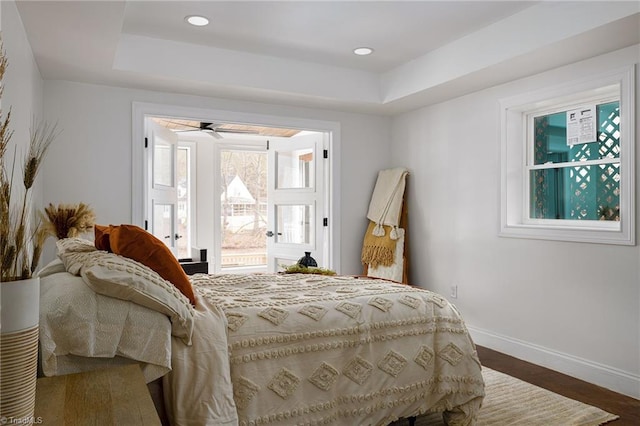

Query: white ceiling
left=120, top=1, right=535, bottom=73
left=15, top=1, right=640, bottom=115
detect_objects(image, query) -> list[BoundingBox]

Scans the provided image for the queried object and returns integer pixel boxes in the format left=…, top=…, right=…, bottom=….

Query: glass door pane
left=176, top=146, right=191, bottom=259
left=220, top=150, right=268, bottom=270
left=276, top=204, right=313, bottom=245
left=153, top=203, right=174, bottom=248
left=276, top=148, right=314, bottom=189
left=153, top=143, right=173, bottom=187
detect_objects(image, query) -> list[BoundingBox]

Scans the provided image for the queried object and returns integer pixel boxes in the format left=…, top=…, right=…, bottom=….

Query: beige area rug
left=391, top=367, right=619, bottom=426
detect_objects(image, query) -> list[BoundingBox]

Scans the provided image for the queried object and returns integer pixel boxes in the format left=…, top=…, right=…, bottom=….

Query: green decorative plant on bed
left=281, top=264, right=337, bottom=275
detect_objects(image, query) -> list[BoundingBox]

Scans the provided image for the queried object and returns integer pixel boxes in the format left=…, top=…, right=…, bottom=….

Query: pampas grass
left=0, top=38, right=59, bottom=281
left=43, top=203, right=95, bottom=239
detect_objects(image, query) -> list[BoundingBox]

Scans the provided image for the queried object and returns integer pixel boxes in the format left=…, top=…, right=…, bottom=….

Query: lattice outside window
left=529, top=101, right=620, bottom=221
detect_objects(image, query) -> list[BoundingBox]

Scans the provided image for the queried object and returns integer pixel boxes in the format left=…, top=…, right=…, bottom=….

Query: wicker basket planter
left=1, top=277, right=40, bottom=423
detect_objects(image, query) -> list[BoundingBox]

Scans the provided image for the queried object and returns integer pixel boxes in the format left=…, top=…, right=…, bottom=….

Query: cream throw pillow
left=56, top=237, right=97, bottom=254
left=56, top=238, right=97, bottom=275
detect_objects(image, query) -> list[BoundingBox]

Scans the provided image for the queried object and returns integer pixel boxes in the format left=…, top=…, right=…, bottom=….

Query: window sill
left=499, top=222, right=633, bottom=245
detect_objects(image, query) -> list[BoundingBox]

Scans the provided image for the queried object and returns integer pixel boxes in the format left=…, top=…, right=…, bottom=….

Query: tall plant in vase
left=0, top=47, right=57, bottom=281
left=0, top=37, right=59, bottom=423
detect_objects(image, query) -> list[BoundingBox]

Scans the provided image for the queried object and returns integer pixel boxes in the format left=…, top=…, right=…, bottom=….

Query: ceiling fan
left=175, top=122, right=258, bottom=139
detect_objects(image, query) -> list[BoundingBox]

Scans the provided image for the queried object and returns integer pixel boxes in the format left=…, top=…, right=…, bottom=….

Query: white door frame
left=132, top=102, right=341, bottom=273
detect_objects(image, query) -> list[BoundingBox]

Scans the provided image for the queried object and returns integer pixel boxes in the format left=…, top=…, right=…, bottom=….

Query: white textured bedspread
left=170, top=274, right=484, bottom=426
left=39, top=271, right=172, bottom=382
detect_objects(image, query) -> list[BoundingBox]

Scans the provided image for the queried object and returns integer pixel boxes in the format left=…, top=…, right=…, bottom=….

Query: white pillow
left=57, top=241, right=195, bottom=345
left=38, top=258, right=67, bottom=278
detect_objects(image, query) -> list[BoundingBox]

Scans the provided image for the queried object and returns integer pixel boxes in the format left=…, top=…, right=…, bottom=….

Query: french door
left=215, top=132, right=326, bottom=273
left=145, top=118, right=179, bottom=253
left=143, top=115, right=329, bottom=272
left=266, top=133, right=325, bottom=271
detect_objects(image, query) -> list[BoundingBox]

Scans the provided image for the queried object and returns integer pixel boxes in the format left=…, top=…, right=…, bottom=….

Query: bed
left=39, top=237, right=485, bottom=426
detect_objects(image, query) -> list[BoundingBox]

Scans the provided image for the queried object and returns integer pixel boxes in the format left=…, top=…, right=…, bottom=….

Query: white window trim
left=500, top=65, right=635, bottom=245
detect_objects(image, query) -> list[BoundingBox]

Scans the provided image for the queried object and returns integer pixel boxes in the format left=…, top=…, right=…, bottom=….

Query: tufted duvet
left=164, top=274, right=485, bottom=426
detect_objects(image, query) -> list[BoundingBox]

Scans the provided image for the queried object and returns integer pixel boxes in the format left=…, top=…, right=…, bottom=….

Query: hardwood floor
left=476, top=346, right=640, bottom=425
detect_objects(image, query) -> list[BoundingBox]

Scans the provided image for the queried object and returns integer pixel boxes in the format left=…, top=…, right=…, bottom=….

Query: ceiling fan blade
left=172, top=121, right=258, bottom=138
left=214, top=128, right=257, bottom=134
left=203, top=129, right=223, bottom=139
left=161, top=120, right=202, bottom=130
left=174, top=127, right=221, bottom=139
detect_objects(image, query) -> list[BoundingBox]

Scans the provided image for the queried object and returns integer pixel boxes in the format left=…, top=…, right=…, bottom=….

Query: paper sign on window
left=566, top=105, right=596, bottom=145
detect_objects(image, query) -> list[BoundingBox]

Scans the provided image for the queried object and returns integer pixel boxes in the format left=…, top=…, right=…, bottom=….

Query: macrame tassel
left=372, top=223, right=386, bottom=237
left=389, top=226, right=399, bottom=240
left=361, top=245, right=395, bottom=268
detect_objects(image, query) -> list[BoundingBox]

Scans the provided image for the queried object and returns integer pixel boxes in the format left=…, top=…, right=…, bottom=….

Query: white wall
left=391, top=45, right=640, bottom=397
left=41, top=80, right=391, bottom=274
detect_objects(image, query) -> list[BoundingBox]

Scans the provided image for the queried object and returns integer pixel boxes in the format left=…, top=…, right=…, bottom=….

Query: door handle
left=175, top=234, right=183, bottom=240
left=266, top=231, right=274, bottom=237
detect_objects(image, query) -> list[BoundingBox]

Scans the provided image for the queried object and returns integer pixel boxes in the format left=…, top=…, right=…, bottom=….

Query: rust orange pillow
left=94, top=224, right=112, bottom=252
left=109, top=224, right=197, bottom=306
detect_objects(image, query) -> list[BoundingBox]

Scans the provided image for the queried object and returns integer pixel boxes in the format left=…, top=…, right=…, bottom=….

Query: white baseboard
left=467, top=325, right=640, bottom=400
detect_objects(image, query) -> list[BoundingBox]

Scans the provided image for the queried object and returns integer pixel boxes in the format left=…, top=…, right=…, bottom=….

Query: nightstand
left=180, top=260, right=208, bottom=275
left=34, top=365, right=161, bottom=425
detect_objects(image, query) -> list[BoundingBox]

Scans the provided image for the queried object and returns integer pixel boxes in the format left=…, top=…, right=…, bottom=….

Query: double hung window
left=500, top=66, right=635, bottom=245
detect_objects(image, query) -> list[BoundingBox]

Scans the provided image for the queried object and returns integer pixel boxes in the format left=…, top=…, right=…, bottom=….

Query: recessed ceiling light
left=185, top=15, right=209, bottom=26
left=353, top=47, right=373, bottom=56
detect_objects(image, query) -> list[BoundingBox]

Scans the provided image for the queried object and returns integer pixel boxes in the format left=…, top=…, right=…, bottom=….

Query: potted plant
left=0, top=39, right=58, bottom=423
